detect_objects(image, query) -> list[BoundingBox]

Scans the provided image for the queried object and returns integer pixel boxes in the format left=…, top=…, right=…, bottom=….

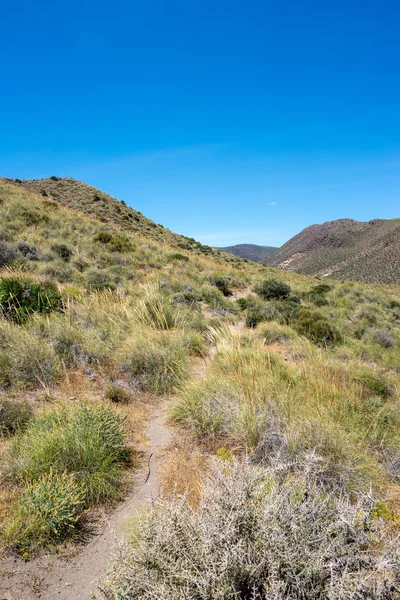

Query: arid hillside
left=266, top=217, right=400, bottom=284
left=217, top=243, right=277, bottom=262
left=2, top=177, right=240, bottom=264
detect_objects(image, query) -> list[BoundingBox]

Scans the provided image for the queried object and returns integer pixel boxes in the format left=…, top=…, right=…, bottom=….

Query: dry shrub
left=100, top=460, right=399, bottom=599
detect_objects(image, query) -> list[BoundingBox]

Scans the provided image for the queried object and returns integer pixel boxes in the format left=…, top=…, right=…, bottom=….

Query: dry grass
left=160, top=438, right=209, bottom=508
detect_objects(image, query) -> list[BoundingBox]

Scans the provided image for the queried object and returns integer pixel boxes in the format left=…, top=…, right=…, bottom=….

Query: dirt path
left=0, top=401, right=174, bottom=600
left=1, top=309, right=247, bottom=600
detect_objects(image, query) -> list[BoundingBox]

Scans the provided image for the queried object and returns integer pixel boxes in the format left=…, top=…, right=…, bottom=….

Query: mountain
left=217, top=243, right=278, bottom=263
left=2, top=177, right=241, bottom=264
left=265, top=217, right=400, bottom=284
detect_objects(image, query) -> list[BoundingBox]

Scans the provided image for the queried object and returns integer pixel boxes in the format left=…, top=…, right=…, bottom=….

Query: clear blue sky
left=1, top=0, right=399, bottom=246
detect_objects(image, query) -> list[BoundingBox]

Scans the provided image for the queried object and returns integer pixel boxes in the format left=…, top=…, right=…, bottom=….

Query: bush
left=374, top=329, right=394, bottom=349
left=106, top=383, right=132, bottom=404
left=200, top=284, right=224, bottom=305
left=245, top=300, right=300, bottom=328
left=16, top=241, right=37, bottom=260
left=94, top=231, right=134, bottom=252
left=49, top=175, right=59, bottom=181
left=51, top=243, right=72, bottom=262
left=3, top=470, right=85, bottom=549
left=245, top=307, right=268, bottom=328
left=86, top=269, right=116, bottom=291
left=120, top=333, right=188, bottom=394
left=168, top=252, right=189, bottom=262
left=0, top=324, right=61, bottom=388
left=255, top=278, right=291, bottom=300
left=0, top=241, right=18, bottom=267
left=100, top=461, right=397, bottom=600
left=0, top=400, right=33, bottom=437
left=214, top=276, right=232, bottom=297
left=0, top=276, right=62, bottom=323
left=7, top=402, right=129, bottom=504
left=295, top=310, right=342, bottom=346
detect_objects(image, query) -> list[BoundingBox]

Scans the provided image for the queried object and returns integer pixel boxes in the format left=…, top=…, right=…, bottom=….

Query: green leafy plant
left=255, top=278, right=291, bottom=300
left=295, top=310, right=342, bottom=346
left=3, top=470, right=85, bottom=548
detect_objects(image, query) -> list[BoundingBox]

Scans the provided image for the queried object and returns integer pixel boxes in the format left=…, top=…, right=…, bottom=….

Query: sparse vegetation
left=100, top=461, right=398, bottom=599
left=0, top=178, right=399, bottom=594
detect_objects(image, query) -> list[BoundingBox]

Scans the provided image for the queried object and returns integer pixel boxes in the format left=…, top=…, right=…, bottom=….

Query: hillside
left=217, top=243, right=277, bottom=262
left=265, top=217, right=400, bottom=284
left=0, top=179, right=399, bottom=598
left=2, top=177, right=239, bottom=264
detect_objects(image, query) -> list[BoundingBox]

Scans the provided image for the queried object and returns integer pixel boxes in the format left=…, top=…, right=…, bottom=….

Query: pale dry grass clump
left=100, top=460, right=399, bottom=599
left=173, top=330, right=399, bottom=491
left=160, top=439, right=209, bottom=507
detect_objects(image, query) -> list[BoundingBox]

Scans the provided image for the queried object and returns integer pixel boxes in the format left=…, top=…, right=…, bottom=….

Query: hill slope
left=217, top=243, right=277, bottom=262
left=265, top=217, right=400, bottom=284
left=2, top=177, right=238, bottom=263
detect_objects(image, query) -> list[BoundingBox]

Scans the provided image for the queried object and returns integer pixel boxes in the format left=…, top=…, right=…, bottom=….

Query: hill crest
left=265, top=217, right=400, bottom=284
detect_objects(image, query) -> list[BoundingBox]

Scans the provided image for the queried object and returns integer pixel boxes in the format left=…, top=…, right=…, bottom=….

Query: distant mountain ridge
left=265, top=217, right=400, bottom=284
left=217, top=244, right=277, bottom=263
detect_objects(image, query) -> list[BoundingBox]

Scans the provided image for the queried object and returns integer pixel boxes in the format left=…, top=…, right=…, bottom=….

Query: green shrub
left=49, top=176, right=59, bottom=181
left=7, top=402, right=129, bottom=504
left=311, top=284, right=332, bottom=294
left=168, top=252, right=189, bottom=261
left=0, top=277, right=62, bottom=323
left=86, top=269, right=116, bottom=291
left=120, top=334, right=188, bottom=394
left=51, top=243, right=72, bottom=262
left=246, top=300, right=300, bottom=328
left=3, top=470, right=85, bottom=549
left=94, top=231, right=134, bottom=252
left=106, top=383, right=132, bottom=404
left=94, top=230, right=113, bottom=244
left=295, top=310, right=342, bottom=346
left=245, top=307, right=268, bottom=328
left=0, top=400, right=33, bottom=437
left=255, top=278, right=291, bottom=300
left=214, top=276, right=232, bottom=297
left=200, top=284, right=224, bottom=305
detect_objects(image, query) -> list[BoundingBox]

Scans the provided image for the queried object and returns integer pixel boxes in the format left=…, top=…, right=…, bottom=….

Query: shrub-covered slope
left=266, top=217, right=400, bottom=284
left=0, top=178, right=399, bottom=590
left=217, top=243, right=277, bottom=262
left=2, top=176, right=238, bottom=263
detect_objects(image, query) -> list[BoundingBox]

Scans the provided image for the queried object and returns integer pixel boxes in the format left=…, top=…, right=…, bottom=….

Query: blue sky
left=1, top=0, right=399, bottom=246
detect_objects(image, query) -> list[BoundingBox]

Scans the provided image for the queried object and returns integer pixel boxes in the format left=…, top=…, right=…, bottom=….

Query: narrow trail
left=1, top=307, right=247, bottom=600
left=0, top=401, right=174, bottom=600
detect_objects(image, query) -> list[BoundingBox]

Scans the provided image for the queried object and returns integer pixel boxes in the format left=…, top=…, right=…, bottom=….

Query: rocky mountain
left=265, top=218, right=400, bottom=284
